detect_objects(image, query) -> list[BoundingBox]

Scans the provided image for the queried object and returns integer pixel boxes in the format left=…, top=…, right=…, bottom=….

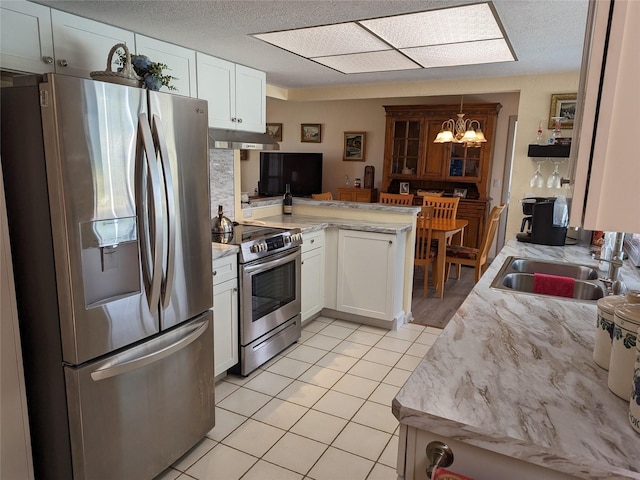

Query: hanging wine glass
left=530, top=161, right=545, bottom=188
left=547, top=159, right=566, bottom=189
left=547, top=162, right=561, bottom=188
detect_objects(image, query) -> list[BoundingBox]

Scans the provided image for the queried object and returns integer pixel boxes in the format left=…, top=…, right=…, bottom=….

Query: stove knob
left=259, top=242, right=267, bottom=252
left=284, top=235, right=291, bottom=244
left=250, top=244, right=260, bottom=253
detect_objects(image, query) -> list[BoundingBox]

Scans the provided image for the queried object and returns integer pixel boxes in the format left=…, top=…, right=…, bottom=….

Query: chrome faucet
left=593, top=232, right=626, bottom=295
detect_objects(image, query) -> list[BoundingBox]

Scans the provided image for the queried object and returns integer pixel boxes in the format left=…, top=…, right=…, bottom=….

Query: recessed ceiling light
left=252, top=2, right=515, bottom=74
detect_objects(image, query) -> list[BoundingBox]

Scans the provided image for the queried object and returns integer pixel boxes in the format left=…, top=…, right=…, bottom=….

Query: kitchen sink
left=508, top=258, right=599, bottom=280
left=490, top=256, right=605, bottom=301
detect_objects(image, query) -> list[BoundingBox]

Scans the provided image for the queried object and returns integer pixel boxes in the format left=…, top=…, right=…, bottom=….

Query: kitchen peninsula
left=393, top=239, right=640, bottom=479
left=239, top=197, right=419, bottom=329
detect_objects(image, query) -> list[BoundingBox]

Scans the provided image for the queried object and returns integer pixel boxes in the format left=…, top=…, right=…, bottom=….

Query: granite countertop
left=393, top=239, right=640, bottom=479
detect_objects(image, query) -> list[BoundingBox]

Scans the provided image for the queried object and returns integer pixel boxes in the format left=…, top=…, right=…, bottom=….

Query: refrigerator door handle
left=90, top=317, right=209, bottom=381
left=152, top=114, right=176, bottom=309
left=136, top=114, right=164, bottom=310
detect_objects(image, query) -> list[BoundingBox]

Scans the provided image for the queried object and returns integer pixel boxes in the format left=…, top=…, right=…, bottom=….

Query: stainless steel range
left=214, top=224, right=303, bottom=376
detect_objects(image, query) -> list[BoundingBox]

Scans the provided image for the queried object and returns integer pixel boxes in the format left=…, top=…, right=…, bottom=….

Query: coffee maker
left=516, top=197, right=567, bottom=246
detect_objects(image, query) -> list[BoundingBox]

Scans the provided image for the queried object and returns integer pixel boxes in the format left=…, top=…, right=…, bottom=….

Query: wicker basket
left=90, top=43, right=140, bottom=87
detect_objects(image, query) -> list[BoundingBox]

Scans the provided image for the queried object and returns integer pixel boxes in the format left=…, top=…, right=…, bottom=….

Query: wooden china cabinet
left=382, top=103, right=501, bottom=249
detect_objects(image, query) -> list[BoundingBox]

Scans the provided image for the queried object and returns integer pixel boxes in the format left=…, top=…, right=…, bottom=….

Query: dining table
left=431, top=218, right=468, bottom=298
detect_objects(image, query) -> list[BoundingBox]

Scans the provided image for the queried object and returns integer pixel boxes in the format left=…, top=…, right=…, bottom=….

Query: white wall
left=241, top=72, right=579, bottom=242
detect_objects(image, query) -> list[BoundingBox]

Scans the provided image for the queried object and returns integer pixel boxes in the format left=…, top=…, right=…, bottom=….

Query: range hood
left=208, top=128, right=280, bottom=150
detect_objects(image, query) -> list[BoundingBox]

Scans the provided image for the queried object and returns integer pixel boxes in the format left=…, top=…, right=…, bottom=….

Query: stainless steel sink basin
left=491, top=256, right=604, bottom=301
left=508, top=258, right=599, bottom=280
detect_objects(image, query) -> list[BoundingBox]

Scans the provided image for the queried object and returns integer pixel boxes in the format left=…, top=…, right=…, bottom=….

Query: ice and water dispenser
left=80, top=217, right=140, bottom=306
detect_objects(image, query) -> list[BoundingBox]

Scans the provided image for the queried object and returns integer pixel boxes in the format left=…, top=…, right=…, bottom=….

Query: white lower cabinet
left=212, top=255, right=238, bottom=377
left=336, top=229, right=405, bottom=323
left=400, top=425, right=577, bottom=480
left=301, top=230, right=325, bottom=322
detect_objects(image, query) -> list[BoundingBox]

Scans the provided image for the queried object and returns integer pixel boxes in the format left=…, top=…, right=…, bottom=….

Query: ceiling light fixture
left=434, top=97, right=487, bottom=147
left=252, top=3, right=515, bottom=75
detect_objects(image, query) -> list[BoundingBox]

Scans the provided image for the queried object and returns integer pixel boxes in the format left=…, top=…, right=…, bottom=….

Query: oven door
left=239, top=247, right=301, bottom=345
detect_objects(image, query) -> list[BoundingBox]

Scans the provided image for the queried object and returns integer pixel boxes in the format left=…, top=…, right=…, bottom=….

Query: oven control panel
left=242, top=229, right=303, bottom=262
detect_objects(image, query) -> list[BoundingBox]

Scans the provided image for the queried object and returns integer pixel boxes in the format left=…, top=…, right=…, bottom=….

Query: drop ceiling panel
left=360, top=3, right=505, bottom=48
left=254, top=23, right=391, bottom=58
left=403, top=39, right=515, bottom=68
left=313, top=50, right=420, bottom=74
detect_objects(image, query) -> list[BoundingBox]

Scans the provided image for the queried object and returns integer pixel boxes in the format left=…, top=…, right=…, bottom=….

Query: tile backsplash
left=209, top=149, right=235, bottom=222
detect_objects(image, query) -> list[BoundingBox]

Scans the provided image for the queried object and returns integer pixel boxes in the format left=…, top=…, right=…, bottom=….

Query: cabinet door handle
left=58, top=59, right=68, bottom=67
left=301, top=261, right=305, bottom=265
left=233, top=287, right=238, bottom=293
left=212, top=271, right=217, bottom=276
left=231, top=117, right=237, bottom=122
left=388, top=240, right=393, bottom=245
left=42, top=56, right=54, bottom=64
left=237, top=118, right=243, bottom=123
left=310, top=239, right=315, bottom=244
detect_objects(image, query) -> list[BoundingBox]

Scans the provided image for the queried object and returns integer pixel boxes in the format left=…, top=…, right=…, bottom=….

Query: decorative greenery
left=117, top=50, right=177, bottom=91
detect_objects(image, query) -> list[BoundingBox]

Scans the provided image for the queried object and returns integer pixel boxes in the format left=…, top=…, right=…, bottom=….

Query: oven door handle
left=241, top=248, right=300, bottom=275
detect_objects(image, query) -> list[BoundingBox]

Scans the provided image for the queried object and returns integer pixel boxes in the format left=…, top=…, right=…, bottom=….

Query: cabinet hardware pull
left=231, top=117, right=237, bottom=122
left=42, top=56, right=54, bottom=64
left=237, top=118, right=243, bottom=123
left=213, top=271, right=217, bottom=276
left=425, top=441, right=454, bottom=478
left=58, top=59, right=68, bottom=67
left=388, top=240, right=393, bottom=245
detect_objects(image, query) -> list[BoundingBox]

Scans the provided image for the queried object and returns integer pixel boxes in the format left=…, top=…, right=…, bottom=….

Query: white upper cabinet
left=234, top=64, right=266, bottom=133
left=0, top=1, right=54, bottom=74
left=50, top=10, right=135, bottom=79
left=196, top=52, right=266, bottom=132
left=571, top=0, right=640, bottom=233
left=134, top=35, right=197, bottom=97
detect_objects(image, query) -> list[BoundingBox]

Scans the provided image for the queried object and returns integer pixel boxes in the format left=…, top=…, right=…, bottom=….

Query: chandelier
left=433, top=98, right=487, bottom=147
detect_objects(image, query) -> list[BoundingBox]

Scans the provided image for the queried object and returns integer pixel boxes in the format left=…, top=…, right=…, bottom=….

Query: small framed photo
left=343, top=131, right=366, bottom=161
left=548, top=93, right=577, bottom=129
left=266, top=123, right=282, bottom=141
left=453, top=188, right=467, bottom=198
left=399, top=182, right=410, bottom=195
left=301, top=123, right=321, bottom=143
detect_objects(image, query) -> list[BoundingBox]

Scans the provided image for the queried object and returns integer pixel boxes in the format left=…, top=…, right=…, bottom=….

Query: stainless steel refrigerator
left=1, top=74, right=214, bottom=480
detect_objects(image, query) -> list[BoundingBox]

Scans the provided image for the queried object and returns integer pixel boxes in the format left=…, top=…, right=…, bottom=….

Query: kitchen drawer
left=212, top=254, right=237, bottom=286
left=302, top=230, right=324, bottom=253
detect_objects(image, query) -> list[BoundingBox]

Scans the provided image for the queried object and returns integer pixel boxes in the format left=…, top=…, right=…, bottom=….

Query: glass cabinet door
left=390, top=119, right=422, bottom=175
left=448, top=143, right=481, bottom=180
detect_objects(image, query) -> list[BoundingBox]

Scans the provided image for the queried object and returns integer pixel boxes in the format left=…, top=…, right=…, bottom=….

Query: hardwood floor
left=410, top=264, right=476, bottom=329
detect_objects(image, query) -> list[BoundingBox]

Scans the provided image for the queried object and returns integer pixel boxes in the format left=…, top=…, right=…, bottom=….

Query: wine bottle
left=283, top=183, right=293, bottom=215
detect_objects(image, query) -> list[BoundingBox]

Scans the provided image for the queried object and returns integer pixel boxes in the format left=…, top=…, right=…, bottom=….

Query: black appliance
left=516, top=197, right=567, bottom=246
left=213, top=224, right=303, bottom=376
left=259, top=152, right=323, bottom=196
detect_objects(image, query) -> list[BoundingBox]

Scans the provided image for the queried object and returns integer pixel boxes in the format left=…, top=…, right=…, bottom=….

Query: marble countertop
left=243, top=213, right=413, bottom=235
left=211, top=242, right=239, bottom=261
left=393, top=239, right=640, bottom=479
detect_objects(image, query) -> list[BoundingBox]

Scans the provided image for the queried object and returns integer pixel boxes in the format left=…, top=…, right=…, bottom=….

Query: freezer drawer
left=64, top=312, right=215, bottom=480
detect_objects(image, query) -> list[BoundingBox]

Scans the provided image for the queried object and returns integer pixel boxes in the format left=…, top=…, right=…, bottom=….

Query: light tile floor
left=155, top=316, right=442, bottom=480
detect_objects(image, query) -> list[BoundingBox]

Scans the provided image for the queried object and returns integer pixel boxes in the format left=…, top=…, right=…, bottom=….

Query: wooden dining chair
left=421, top=195, right=460, bottom=220
left=414, top=205, right=436, bottom=296
left=312, top=192, right=333, bottom=200
left=379, top=192, right=415, bottom=205
left=444, top=204, right=506, bottom=283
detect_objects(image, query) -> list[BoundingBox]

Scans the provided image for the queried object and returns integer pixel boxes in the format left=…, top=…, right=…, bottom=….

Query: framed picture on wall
left=343, top=132, right=366, bottom=161
left=399, top=182, right=410, bottom=195
left=548, top=93, right=577, bottom=129
left=266, top=123, right=282, bottom=141
left=301, top=124, right=321, bottom=143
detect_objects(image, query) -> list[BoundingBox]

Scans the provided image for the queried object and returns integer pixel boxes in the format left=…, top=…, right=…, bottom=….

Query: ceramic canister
left=608, top=304, right=640, bottom=400
left=630, top=325, right=640, bottom=434
left=594, top=295, right=628, bottom=369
